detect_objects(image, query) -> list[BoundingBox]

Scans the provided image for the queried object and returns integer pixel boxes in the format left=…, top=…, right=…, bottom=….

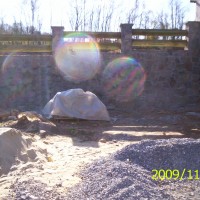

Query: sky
left=0, top=0, right=196, bottom=33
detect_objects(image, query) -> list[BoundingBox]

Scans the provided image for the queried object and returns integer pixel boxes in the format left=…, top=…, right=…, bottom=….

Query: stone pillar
left=186, top=21, right=200, bottom=56
left=51, top=26, right=64, bottom=53
left=197, top=0, right=200, bottom=21
left=120, top=24, right=133, bottom=54
left=190, top=0, right=200, bottom=21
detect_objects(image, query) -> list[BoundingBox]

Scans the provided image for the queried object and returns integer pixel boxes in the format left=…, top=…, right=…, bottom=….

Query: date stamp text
left=152, top=169, right=199, bottom=181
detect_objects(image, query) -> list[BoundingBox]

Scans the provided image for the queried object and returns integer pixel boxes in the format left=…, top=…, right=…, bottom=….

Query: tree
left=22, top=0, right=42, bottom=34
left=12, top=21, right=24, bottom=34
left=94, top=5, right=102, bottom=31
left=100, top=1, right=115, bottom=32
left=169, top=0, right=185, bottom=29
left=88, top=8, right=94, bottom=31
left=126, top=0, right=140, bottom=25
left=156, top=11, right=169, bottom=29
left=83, top=0, right=86, bottom=31
left=69, top=0, right=83, bottom=31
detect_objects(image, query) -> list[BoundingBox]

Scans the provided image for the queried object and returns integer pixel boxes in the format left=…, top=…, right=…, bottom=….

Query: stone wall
left=0, top=50, right=199, bottom=112
left=0, top=54, right=53, bottom=111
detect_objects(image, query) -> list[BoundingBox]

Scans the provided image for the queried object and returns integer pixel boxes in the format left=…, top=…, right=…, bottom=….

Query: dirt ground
left=0, top=107, right=200, bottom=199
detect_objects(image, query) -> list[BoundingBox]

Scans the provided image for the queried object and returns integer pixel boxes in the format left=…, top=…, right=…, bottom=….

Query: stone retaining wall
left=0, top=50, right=199, bottom=112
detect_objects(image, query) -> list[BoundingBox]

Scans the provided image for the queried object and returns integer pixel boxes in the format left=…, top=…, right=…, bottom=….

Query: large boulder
left=42, top=89, right=110, bottom=121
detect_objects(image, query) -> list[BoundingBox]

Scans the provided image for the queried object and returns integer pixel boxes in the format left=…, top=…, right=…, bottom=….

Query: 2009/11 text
left=152, top=169, right=199, bottom=181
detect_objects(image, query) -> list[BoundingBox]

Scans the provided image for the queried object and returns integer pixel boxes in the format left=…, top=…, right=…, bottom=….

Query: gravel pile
left=66, top=138, right=200, bottom=200
left=114, top=138, right=200, bottom=172
left=8, top=179, right=66, bottom=200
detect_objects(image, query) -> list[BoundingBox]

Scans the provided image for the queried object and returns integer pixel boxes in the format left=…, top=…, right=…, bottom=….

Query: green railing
left=64, top=31, right=121, bottom=52
left=0, top=34, right=52, bottom=53
left=0, top=29, right=188, bottom=53
left=132, top=29, right=188, bottom=49
left=64, top=29, right=188, bottom=51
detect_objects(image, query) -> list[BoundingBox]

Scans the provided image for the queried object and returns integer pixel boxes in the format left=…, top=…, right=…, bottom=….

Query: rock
left=99, top=138, right=107, bottom=143
left=20, top=195, right=26, bottom=200
left=43, top=89, right=110, bottom=121
left=189, top=192, right=194, bottom=196
left=18, top=111, right=46, bottom=122
left=39, top=121, right=57, bottom=134
left=29, top=194, right=39, bottom=200
left=56, top=182, right=62, bottom=187
left=46, top=187, right=53, bottom=192
left=47, top=156, right=53, bottom=162
left=26, top=121, right=39, bottom=133
left=39, top=130, right=47, bottom=138
left=15, top=114, right=40, bottom=133
left=17, top=115, right=30, bottom=124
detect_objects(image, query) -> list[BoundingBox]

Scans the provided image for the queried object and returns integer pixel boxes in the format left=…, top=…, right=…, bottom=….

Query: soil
left=0, top=107, right=199, bottom=199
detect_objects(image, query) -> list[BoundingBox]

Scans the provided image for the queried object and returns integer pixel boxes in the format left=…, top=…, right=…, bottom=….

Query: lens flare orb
left=0, top=53, right=34, bottom=108
left=102, top=57, right=146, bottom=102
left=54, top=33, right=101, bottom=83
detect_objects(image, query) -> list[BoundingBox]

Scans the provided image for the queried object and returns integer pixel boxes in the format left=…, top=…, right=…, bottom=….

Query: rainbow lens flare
left=54, top=33, right=101, bottom=83
left=102, top=57, right=146, bottom=102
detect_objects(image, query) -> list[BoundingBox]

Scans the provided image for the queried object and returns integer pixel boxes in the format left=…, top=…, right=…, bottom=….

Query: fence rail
left=132, top=39, right=187, bottom=48
left=64, top=31, right=121, bottom=51
left=132, top=29, right=188, bottom=49
left=132, top=29, right=188, bottom=36
left=0, top=27, right=189, bottom=53
left=64, top=31, right=121, bottom=39
left=0, top=34, right=52, bottom=53
left=64, top=29, right=188, bottom=50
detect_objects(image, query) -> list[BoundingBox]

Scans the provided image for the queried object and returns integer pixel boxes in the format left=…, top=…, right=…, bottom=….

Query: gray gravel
left=66, top=138, right=200, bottom=200
left=8, top=138, right=200, bottom=200
left=8, top=179, right=66, bottom=200
left=114, top=138, right=200, bottom=172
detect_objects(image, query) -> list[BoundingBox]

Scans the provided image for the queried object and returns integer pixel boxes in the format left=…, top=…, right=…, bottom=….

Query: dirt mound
left=0, top=128, right=47, bottom=176
left=67, top=138, right=200, bottom=200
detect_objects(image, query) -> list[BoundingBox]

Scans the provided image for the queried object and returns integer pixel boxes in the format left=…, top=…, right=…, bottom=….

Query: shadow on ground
left=1, top=108, right=200, bottom=147
left=51, top=109, right=200, bottom=146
